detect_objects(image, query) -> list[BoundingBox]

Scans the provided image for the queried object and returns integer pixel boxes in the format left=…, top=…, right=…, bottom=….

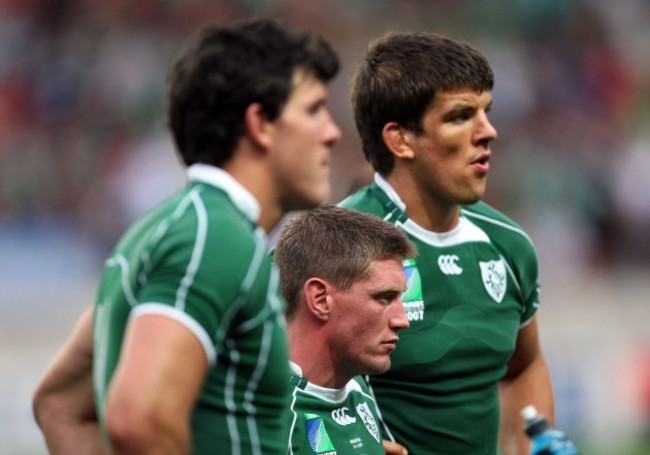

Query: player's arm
left=498, top=316, right=554, bottom=455
left=32, top=306, right=106, bottom=455
left=103, top=314, right=208, bottom=455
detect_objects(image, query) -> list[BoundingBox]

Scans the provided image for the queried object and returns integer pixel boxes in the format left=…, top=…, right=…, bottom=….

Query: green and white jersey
left=92, top=164, right=290, bottom=455
left=340, top=174, right=541, bottom=455
left=288, top=362, right=384, bottom=455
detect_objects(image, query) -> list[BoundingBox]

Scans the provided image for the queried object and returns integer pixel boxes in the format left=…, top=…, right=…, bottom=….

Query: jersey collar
left=289, top=361, right=362, bottom=400
left=372, top=173, right=409, bottom=224
left=187, top=164, right=260, bottom=225
left=372, top=172, right=489, bottom=246
left=374, top=173, right=405, bottom=210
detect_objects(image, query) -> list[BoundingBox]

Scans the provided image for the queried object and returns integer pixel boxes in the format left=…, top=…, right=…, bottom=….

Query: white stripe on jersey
left=288, top=386, right=300, bottom=455
left=462, top=209, right=534, bottom=244
left=244, top=320, right=275, bottom=455
left=105, top=255, right=137, bottom=307
left=225, top=337, right=242, bottom=455
left=175, top=189, right=208, bottom=311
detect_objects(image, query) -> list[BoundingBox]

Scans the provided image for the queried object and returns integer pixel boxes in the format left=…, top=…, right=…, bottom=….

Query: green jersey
left=288, top=362, right=384, bottom=455
left=340, top=175, right=540, bottom=455
left=93, top=164, right=290, bottom=455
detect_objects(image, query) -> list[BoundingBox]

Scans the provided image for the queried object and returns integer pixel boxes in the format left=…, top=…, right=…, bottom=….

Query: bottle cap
left=521, top=405, right=551, bottom=436
left=521, top=405, right=539, bottom=422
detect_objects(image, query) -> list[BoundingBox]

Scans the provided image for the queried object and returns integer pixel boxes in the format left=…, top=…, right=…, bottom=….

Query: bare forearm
left=33, top=307, right=103, bottom=454
left=40, top=418, right=106, bottom=455
left=499, top=354, right=554, bottom=455
left=35, top=380, right=104, bottom=455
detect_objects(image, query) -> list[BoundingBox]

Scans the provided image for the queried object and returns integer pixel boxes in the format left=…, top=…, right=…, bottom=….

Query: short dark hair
left=167, top=18, right=339, bottom=167
left=352, top=32, right=494, bottom=176
left=275, top=204, right=416, bottom=319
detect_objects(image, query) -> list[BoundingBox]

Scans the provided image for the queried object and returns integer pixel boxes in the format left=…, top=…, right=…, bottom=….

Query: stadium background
left=1, top=0, right=649, bottom=453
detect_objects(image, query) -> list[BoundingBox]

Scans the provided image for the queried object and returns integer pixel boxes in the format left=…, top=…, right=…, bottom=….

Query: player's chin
left=457, top=188, right=484, bottom=205
left=362, top=357, right=392, bottom=376
left=307, top=176, right=331, bottom=205
left=311, top=176, right=331, bottom=204
left=470, top=179, right=488, bottom=199
left=287, top=184, right=331, bottom=211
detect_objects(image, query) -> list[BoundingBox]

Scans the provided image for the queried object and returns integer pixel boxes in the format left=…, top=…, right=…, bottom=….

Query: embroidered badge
left=479, top=258, right=507, bottom=303
left=355, top=403, right=380, bottom=443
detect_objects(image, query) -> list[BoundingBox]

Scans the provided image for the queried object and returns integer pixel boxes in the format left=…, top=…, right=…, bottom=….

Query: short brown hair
left=352, top=31, right=493, bottom=176
left=275, top=204, right=416, bottom=319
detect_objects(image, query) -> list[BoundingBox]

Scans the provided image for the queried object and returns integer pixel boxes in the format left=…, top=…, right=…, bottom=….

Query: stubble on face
left=329, top=260, right=408, bottom=379
left=411, top=90, right=496, bottom=208
left=270, top=72, right=340, bottom=211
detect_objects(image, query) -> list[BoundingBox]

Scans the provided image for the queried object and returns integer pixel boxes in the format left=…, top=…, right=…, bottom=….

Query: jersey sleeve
left=499, top=220, right=540, bottom=326
left=135, top=201, right=264, bottom=361
left=520, top=275, right=540, bottom=327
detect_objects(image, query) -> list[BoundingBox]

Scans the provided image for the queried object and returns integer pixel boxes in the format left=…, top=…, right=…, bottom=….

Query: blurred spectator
left=0, top=0, right=649, bottom=268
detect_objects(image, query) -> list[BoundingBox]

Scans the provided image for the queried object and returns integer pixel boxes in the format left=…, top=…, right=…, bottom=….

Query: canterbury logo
left=331, top=407, right=357, bottom=426
left=438, top=255, right=463, bottom=275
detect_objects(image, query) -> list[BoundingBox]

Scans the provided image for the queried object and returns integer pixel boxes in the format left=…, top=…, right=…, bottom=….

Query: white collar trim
left=187, top=164, right=260, bottom=224
left=373, top=173, right=490, bottom=246
left=375, top=173, right=406, bottom=211
left=289, top=361, right=362, bottom=402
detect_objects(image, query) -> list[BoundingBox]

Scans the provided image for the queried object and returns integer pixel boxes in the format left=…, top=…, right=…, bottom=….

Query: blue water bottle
left=521, top=405, right=579, bottom=455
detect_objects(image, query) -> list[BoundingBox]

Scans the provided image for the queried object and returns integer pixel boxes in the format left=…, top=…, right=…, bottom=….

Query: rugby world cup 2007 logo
left=305, top=413, right=336, bottom=455
left=402, top=258, right=424, bottom=322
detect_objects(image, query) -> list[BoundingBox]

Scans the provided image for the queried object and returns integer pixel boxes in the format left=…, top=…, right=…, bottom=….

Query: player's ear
left=303, top=278, right=331, bottom=321
left=244, top=102, right=272, bottom=149
left=382, top=122, right=415, bottom=160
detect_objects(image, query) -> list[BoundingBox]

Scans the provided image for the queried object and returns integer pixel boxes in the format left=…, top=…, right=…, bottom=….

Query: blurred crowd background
left=1, top=0, right=649, bottom=454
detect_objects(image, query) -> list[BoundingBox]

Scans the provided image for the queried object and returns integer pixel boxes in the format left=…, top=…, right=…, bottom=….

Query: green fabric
left=288, top=370, right=384, bottom=455
left=340, top=180, right=540, bottom=454
left=93, top=172, right=290, bottom=454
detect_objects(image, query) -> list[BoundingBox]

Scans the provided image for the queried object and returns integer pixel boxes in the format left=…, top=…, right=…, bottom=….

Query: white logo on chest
left=331, top=407, right=356, bottom=426
left=479, top=258, right=507, bottom=303
left=438, top=255, right=463, bottom=275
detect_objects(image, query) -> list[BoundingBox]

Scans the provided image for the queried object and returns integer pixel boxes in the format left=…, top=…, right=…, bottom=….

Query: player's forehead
left=432, top=89, right=492, bottom=106
left=355, top=258, right=407, bottom=290
left=423, top=90, right=492, bottom=120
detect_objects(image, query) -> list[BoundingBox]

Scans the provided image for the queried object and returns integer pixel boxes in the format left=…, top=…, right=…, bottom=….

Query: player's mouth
left=471, top=152, right=490, bottom=174
left=382, top=338, right=399, bottom=351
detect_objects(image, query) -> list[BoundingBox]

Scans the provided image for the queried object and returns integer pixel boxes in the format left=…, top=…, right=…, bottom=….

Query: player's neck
left=287, top=324, right=350, bottom=389
left=386, top=173, right=460, bottom=233
left=223, top=152, right=284, bottom=233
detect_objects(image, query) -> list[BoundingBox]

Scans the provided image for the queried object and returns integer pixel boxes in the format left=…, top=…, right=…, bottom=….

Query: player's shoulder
left=462, top=200, right=539, bottom=270
left=155, top=184, right=262, bottom=264
left=339, top=185, right=384, bottom=215
left=339, top=184, right=373, bottom=207
left=185, top=184, right=258, bottom=237
left=350, top=376, right=373, bottom=396
left=462, top=201, right=533, bottom=245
